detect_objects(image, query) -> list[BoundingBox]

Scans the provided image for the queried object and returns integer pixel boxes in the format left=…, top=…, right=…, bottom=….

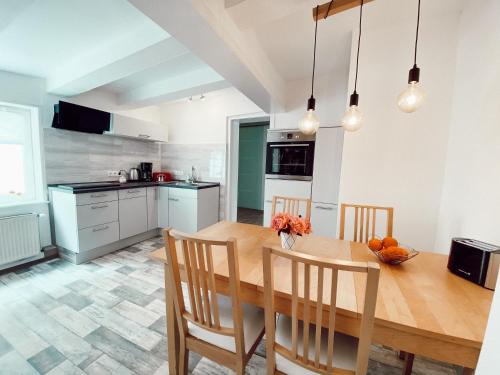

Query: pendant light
left=298, top=6, right=320, bottom=135
left=398, top=0, right=425, bottom=113
left=341, top=0, right=365, bottom=132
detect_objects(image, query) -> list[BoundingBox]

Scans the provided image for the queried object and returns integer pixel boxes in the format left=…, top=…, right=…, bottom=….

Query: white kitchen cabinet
left=311, top=127, right=344, bottom=204
left=76, top=201, right=118, bottom=230
left=168, top=187, right=219, bottom=233
left=147, top=187, right=159, bottom=230
left=111, top=114, right=168, bottom=143
left=168, top=194, right=198, bottom=234
left=158, top=186, right=169, bottom=228
left=79, top=222, right=120, bottom=252
left=263, top=179, right=312, bottom=226
left=119, top=196, right=147, bottom=239
left=310, top=202, right=338, bottom=238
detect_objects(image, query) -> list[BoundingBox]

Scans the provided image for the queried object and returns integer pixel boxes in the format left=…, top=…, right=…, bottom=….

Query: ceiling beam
left=128, top=0, right=286, bottom=113
left=313, top=0, right=375, bottom=21
left=47, top=37, right=187, bottom=96
left=117, top=66, right=229, bottom=108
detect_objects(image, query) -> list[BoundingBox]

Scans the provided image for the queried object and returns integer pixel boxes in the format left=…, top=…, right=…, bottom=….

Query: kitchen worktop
left=48, top=180, right=220, bottom=194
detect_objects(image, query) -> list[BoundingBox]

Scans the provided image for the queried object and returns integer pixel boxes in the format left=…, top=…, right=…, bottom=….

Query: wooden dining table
left=150, top=221, right=494, bottom=375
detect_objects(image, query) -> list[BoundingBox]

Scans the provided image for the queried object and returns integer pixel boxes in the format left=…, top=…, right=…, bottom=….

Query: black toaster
left=447, top=238, right=500, bottom=290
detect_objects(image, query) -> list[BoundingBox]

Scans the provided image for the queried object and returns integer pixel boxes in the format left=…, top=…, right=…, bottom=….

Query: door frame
left=226, top=112, right=270, bottom=222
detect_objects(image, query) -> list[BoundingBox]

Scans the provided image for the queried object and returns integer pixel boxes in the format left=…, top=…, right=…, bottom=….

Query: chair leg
left=403, top=352, right=415, bottom=375
left=235, top=360, right=245, bottom=375
left=178, top=341, right=189, bottom=375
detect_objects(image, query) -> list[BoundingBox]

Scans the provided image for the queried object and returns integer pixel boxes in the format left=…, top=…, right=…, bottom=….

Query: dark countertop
left=48, top=180, right=220, bottom=194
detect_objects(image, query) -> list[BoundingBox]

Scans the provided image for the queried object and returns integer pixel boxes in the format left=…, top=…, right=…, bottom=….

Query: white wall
left=434, top=0, right=500, bottom=251
left=338, top=13, right=460, bottom=252
left=273, top=69, right=349, bottom=130
left=159, top=87, right=261, bottom=144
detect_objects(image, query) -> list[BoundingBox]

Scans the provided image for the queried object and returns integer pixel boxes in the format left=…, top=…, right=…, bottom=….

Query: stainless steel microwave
left=265, top=130, right=315, bottom=181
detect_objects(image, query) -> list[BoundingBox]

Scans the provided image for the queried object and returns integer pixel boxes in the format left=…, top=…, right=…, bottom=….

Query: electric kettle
left=129, top=168, right=140, bottom=181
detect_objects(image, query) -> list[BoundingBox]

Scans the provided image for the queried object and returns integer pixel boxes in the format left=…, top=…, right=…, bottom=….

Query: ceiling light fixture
left=341, top=0, right=365, bottom=132
left=188, top=96, right=193, bottom=103
left=298, top=5, right=320, bottom=135
left=200, top=94, right=206, bottom=101
left=398, top=0, right=425, bottom=113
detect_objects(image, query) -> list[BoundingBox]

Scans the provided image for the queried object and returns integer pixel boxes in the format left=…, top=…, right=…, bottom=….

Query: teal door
left=237, top=125, right=267, bottom=210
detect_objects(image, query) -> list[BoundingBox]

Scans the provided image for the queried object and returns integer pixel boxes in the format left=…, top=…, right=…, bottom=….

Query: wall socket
left=107, top=170, right=120, bottom=177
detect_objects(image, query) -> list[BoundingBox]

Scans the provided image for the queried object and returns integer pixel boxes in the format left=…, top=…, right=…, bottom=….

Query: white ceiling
left=226, top=0, right=466, bottom=81
left=0, top=0, right=226, bottom=106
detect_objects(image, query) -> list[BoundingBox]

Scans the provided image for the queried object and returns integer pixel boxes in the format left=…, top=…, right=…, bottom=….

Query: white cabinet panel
left=310, top=203, right=338, bottom=238
left=312, top=127, right=344, bottom=204
left=263, top=179, right=312, bottom=226
left=75, top=190, right=118, bottom=206
left=78, top=222, right=119, bottom=252
left=169, top=195, right=197, bottom=233
left=76, top=201, right=118, bottom=229
left=147, top=187, right=159, bottom=230
left=118, top=188, right=146, bottom=200
left=158, top=187, right=169, bottom=228
left=112, top=114, right=168, bottom=143
left=119, top=196, right=147, bottom=239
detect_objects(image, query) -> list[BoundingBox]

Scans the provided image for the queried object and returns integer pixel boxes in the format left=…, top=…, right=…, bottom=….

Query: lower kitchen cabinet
left=147, top=187, right=159, bottom=230
left=158, top=187, right=169, bottom=228
left=119, top=196, right=147, bottom=239
left=168, top=187, right=219, bottom=233
left=310, top=202, right=338, bottom=238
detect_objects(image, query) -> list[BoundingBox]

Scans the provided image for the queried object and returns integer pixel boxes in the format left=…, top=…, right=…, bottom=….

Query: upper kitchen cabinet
left=110, top=114, right=168, bottom=143
left=311, top=127, right=344, bottom=204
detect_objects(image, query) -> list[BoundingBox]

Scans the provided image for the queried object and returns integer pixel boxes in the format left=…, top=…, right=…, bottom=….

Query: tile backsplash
left=161, top=143, right=226, bottom=219
left=43, top=128, right=161, bottom=184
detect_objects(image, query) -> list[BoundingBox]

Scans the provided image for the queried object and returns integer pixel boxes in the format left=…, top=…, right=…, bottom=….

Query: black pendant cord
left=354, top=0, right=364, bottom=93
left=413, top=0, right=421, bottom=66
left=325, top=0, right=334, bottom=19
left=310, top=5, right=319, bottom=98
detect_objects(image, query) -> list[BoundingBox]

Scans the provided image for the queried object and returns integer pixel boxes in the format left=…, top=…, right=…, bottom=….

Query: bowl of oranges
left=368, top=236, right=419, bottom=265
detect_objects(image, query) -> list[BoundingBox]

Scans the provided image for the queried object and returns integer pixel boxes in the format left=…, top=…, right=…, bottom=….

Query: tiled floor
left=237, top=207, right=264, bottom=226
left=0, top=237, right=462, bottom=374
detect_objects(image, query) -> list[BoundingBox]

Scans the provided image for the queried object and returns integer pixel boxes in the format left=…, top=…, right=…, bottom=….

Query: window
left=0, top=104, right=40, bottom=205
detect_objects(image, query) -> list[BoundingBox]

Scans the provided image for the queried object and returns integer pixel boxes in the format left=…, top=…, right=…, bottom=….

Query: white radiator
left=0, top=213, right=41, bottom=266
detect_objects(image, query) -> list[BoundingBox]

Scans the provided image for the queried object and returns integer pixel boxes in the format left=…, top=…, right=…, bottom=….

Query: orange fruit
left=368, top=238, right=383, bottom=252
left=382, top=236, right=399, bottom=248
left=380, top=246, right=408, bottom=261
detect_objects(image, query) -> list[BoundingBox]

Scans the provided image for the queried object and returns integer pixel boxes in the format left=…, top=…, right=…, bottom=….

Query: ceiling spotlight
left=200, top=94, right=206, bottom=101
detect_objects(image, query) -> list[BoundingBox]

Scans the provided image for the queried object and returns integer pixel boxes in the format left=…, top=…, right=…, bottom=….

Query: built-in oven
left=265, top=130, right=315, bottom=181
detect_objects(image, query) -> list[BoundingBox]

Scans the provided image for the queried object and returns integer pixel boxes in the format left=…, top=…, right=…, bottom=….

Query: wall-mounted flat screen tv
left=52, top=101, right=111, bottom=134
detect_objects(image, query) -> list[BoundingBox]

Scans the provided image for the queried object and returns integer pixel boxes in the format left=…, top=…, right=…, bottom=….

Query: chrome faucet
left=186, top=166, right=197, bottom=183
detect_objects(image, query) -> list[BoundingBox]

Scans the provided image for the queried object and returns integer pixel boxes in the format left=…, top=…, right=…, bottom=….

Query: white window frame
left=0, top=102, right=44, bottom=206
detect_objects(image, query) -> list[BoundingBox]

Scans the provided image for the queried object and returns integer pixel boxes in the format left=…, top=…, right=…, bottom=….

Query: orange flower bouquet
left=271, top=213, right=312, bottom=250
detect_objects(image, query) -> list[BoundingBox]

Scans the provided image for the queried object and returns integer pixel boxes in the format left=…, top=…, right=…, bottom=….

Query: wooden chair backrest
left=263, top=245, right=380, bottom=375
left=339, top=203, right=394, bottom=243
left=271, top=195, right=312, bottom=220
left=163, top=228, right=246, bottom=357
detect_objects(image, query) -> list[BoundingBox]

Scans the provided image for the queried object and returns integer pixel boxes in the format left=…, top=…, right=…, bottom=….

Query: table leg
left=164, top=265, right=179, bottom=375
left=462, top=368, right=475, bottom=375
left=403, top=353, right=415, bottom=375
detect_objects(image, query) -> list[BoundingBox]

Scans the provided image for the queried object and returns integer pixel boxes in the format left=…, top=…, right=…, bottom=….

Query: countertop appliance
left=129, top=168, right=140, bottom=181
left=447, top=238, right=500, bottom=290
left=140, top=162, right=153, bottom=182
left=153, top=172, right=172, bottom=182
left=265, top=130, right=315, bottom=181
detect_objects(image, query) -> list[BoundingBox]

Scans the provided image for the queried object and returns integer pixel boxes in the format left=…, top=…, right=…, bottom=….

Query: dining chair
left=339, top=203, right=394, bottom=243
left=271, top=195, right=312, bottom=220
left=263, top=245, right=380, bottom=375
left=163, top=228, right=265, bottom=375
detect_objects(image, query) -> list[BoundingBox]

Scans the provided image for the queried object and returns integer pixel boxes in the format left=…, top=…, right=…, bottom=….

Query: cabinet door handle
left=127, top=190, right=141, bottom=193
left=92, top=225, right=109, bottom=232
left=138, top=134, right=150, bottom=138
left=91, top=205, right=108, bottom=210
left=168, top=198, right=179, bottom=202
left=265, top=200, right=272, bottom=203
left=90, top=193, right=107, bottom=198
left=315, top=206, right=334, bottom=210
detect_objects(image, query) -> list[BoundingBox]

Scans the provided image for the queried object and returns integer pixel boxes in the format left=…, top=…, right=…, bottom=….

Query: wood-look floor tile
left=48, top=306, right=99, bottom=337
left=112, top=300, right=161, bottom=327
